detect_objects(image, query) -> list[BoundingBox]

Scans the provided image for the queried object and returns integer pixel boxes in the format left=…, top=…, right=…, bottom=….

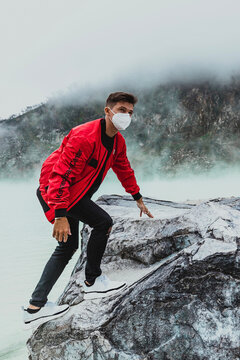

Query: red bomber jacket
left=38, top=117, right=142, bottom=224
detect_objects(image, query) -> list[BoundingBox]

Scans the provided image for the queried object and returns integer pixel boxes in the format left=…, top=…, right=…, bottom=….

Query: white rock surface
left=27, top=195, right=240, bottom=360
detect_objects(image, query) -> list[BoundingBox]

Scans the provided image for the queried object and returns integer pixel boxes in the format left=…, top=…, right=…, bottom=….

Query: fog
left=1, top=3, right=240, bottom=357
left=1, top=0, right=240, bottom=119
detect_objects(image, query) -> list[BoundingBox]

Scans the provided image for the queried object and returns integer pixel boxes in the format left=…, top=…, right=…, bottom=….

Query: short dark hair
left=106, top=91, right=138, bottom=108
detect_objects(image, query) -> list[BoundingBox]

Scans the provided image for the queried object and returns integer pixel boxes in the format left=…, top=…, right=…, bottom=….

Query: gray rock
left=27, top=195, right=240, bottom=360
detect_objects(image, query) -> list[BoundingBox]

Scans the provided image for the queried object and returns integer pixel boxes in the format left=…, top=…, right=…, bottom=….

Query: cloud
left=0, top=0, right=240, bottom=118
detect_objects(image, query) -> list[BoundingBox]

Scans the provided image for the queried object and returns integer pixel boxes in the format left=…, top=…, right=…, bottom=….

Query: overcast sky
left=1, top=0, right=240, bottom=119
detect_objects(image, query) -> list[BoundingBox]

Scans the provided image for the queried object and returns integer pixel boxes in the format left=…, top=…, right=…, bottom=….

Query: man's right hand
left=52, top=217, right=72, bottom=243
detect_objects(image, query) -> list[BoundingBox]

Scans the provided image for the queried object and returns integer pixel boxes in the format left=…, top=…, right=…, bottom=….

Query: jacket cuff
left=54, top=208, right=67, bottom=218
left=132, top=192, right=142, bottom=201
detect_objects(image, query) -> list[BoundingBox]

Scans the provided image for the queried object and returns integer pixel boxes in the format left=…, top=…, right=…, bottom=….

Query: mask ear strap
left=108, top=107, right=115, bottom=115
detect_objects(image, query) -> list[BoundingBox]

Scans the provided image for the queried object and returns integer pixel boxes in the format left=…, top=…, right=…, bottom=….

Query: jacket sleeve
left=111, top=138, right=142, bottom=200
left=47, top=132, right=92, bottom=217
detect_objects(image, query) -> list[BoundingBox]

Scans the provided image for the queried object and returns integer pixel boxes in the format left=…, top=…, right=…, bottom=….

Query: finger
left=52, top=227, right=57, bottom=238
left=63, top=233, right=68, bottom=243
left=68, top=228, right=72, bottom=236
left=61, top=232, right=66, bottom=242
left=57, top=232, right=62, bottom=242
left=140, top=209, right=142, bottom=217
left=145, top=209, right=154, bottom=218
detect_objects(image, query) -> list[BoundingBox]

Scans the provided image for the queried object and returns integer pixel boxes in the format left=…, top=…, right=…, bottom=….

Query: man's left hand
left=136, top=197, right=154, bottom=218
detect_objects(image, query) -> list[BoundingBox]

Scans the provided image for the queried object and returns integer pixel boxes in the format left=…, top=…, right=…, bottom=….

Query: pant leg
left=67, top=195, right=113, bottom=284
left=29, top=216, right=79, bottom=307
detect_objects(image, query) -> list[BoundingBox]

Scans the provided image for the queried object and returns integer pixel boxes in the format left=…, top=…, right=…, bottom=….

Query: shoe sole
left=22, top=306, right=70, bottom=331
left=83, top=283, right=127, bottom=300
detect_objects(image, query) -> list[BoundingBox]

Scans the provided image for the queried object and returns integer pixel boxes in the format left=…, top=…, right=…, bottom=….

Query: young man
left=22, top=91, right=154, bottom=327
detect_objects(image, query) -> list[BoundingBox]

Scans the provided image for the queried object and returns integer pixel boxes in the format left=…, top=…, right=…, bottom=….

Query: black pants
left=29, top=189, right=113, bottom=307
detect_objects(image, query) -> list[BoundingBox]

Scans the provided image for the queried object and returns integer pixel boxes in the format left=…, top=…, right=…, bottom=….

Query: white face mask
left=108, top=107, right=132, bottom=130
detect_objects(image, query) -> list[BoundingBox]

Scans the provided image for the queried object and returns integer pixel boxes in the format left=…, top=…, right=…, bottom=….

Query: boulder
left=27, top=195, right=240, bottom=360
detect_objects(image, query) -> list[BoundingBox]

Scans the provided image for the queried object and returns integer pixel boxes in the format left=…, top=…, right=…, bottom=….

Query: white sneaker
left=21, top=301, right=70, bottom=330
left=82, top=274, right=127, bottom=300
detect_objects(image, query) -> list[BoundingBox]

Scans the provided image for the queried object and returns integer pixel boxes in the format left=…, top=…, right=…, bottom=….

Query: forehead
left=113, top=101, right=134, bottom=110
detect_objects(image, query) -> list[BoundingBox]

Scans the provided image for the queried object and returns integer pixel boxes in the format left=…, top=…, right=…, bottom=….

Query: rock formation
left=27, top=194, right=240, bottom=360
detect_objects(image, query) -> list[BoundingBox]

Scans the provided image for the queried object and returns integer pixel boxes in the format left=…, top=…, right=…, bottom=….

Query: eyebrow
left=118, top=106, right=134, bottom=113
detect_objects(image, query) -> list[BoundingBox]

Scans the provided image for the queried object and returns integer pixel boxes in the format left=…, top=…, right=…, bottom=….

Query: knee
left=106, top=225, right=113, bottom=239
left=107, top=216, right=113, bottom=228
left=106, top=217, right=113, bottom=236
left=107, top=225, right=112, bottom=235
left=105, top=216, right=113, bottom=233
left=95, top=215, right=113, bottom=231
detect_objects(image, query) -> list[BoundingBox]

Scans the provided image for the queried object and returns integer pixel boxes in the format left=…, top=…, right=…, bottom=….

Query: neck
left=104, top=116, right=118, bottom=137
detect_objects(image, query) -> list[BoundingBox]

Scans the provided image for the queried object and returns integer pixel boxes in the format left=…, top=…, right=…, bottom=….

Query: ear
left=104, top=106, right=111, bottom=116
